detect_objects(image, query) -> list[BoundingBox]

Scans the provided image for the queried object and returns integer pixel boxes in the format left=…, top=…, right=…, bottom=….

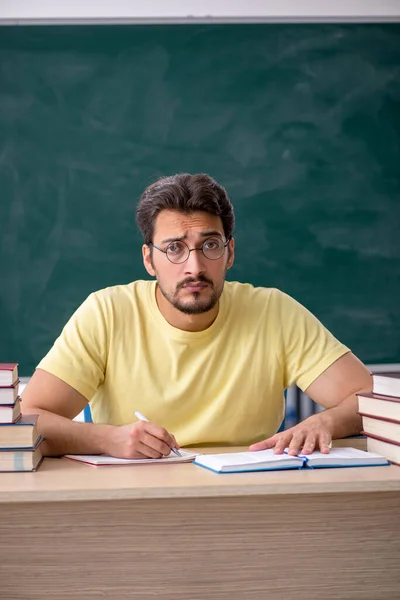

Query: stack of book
left=0, top=363, right=43, bottom=472
left=357, top=373, right=400, bottom=466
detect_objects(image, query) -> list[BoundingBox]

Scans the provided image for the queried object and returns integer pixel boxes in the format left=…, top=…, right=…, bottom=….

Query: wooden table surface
left=1, top=440, right=400, bottom=503
left=1, top=440, right=399, bottom=600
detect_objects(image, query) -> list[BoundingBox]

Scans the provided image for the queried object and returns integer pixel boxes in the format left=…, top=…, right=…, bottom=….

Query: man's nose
left=184, top=248, right=206, bottom=274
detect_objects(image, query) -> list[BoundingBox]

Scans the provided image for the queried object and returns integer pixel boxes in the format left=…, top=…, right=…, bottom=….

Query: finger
left=299, top=433, right=317, bottom=455
left=273, top=433, right=294, bottom=454
left=130, top=422, right=171, bottom=456
left=118, top=445, right=151, bottom=459
left=145, top=422, right=176, bottom=449
left=140, top=431, right=172, bottom=457
left=129, top=449, right=149, bottom=459
left=286, top=432, right=307, bottom=455
left=135, top=441, right=164, bottom=459
left=249, top=435, right=279, bottom=452
left=318, top=431, right=332, bottom=454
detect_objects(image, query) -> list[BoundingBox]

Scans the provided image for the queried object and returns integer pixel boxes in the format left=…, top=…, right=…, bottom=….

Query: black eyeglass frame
left=149, top=237, right=231, bottom=264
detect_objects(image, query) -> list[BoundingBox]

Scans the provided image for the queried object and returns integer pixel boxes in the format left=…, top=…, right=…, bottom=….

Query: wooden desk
left=1, top=443, right=399, bottom=600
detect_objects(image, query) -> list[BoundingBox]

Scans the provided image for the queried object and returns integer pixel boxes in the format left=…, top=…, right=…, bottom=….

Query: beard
left=156, top=274, right=223, bottom=315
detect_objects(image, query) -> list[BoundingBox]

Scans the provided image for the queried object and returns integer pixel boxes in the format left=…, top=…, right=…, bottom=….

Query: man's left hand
left=249, top=414, right=333, bottom=455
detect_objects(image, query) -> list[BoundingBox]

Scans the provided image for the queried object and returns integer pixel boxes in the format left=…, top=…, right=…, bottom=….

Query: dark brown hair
left=135, top=173, right=235, bottom=245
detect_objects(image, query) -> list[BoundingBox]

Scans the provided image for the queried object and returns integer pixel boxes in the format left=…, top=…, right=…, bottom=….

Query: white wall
left=1, top=0, right=399, bottom=24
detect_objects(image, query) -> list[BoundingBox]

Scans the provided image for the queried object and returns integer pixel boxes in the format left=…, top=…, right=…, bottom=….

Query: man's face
left=142, top=210, right=234, bottom=315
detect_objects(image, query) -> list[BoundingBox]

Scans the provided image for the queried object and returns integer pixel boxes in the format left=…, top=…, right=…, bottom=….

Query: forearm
left=312, top=394, right=362, bottom=439
left=30, top=408, right=115, bottom=457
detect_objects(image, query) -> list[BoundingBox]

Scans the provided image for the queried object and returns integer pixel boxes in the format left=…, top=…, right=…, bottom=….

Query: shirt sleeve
left=272, top=289, right=351, bottom=391
left=36, top=292, right=108, bottom=400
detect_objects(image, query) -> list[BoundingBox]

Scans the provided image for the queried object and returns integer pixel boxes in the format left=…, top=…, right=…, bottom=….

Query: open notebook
left=64, top=449, right=198, bottom=466
left=193, top=447, right=389, bottom=474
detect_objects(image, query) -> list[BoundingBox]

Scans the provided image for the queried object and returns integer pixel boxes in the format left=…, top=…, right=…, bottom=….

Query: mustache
left=177, top=275, right=214, bottom=290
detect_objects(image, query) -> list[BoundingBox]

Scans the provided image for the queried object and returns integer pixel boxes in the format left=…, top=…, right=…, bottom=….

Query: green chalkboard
left=0, top=24, right=399, bottom=375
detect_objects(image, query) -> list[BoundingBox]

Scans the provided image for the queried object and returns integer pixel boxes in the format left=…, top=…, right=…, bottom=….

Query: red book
left=363, top=432, right=400, bottom=467
left=0, top=380, right=19, bottom=405
left=373, top=373, right=400, bottom=398
left=359, top=413, right=400, bottom=444
left=357, top=392, right=400, bottom=422
left=0, top=397, right=21, bottom=424
left=0, top=363, right=19, bottom=387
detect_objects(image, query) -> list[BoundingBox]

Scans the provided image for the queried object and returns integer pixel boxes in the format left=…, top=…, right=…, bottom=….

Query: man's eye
left=168, top=242, right=185, bottom=254
left=203, top=240, right=220, bottom=250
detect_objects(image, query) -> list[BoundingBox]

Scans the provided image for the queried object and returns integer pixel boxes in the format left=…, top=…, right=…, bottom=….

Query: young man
left=22, top=173, right=372, bottom=458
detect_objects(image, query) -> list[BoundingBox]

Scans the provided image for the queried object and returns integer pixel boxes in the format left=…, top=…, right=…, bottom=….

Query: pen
left=134, top=410, right=182, bottom=457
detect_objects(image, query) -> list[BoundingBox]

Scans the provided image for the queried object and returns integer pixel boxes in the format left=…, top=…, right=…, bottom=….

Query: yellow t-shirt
left=37, top=280, right=350, bottom=446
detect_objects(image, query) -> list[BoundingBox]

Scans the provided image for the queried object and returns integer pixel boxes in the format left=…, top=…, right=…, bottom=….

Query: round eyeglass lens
left=165, top=238, right=226, bottom=263
left=202, top=238, right=225, bottom=259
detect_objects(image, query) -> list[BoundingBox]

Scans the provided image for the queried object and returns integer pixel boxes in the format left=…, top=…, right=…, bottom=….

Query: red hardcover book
left=0, top=363, right=19, bottom=387
left=0, top=380, right=20, bottom=405
left=359, top=413, right=400, bottom=444
left=373, top=373, right=400, bottom=398
left=0, top=397, right=22, bottom=424
left=363, top=432, right=400, bottom=467
left=357, top=392, right=400, bottom=422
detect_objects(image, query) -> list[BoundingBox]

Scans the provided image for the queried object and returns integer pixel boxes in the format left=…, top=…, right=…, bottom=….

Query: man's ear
left=142, top=244, right=156, bottom=276
left=226, top=238, right=235, bottom=270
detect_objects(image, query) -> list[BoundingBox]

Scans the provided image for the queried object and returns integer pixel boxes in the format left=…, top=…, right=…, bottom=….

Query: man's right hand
left=105, top=420, right=179, bottom=459
left=20, top=370, right=180, bottom=458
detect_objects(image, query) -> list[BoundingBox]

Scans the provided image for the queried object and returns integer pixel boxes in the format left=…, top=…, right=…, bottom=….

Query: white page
left=195, top=449, right=304, bottom=470
left=64, top=448, right=198, bottom=466
left=303, top=447, right=387, bottom=467
left=246, top=449, right=300, bottom=462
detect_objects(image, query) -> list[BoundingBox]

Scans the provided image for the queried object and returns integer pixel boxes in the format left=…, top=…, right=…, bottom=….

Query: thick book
left=357, top=392, right=400, bottom=422
left=0, top=381, right=19, bottom=405
left=0, top=415, right=40, bottom=449
left=373, top=373, right=400, bottom=398
left=0, top=397, right=21, bottom=424
left=193, top=447, right=389, bottom=474
left=0, top=363, right=18, bottom=387
left=0, top=438, right=43, bottom=472
left=360, top=414, right=400, bottom=444
left=364, top=433, right=400, bottom=467
left=64, top=448, right=198, bottom=466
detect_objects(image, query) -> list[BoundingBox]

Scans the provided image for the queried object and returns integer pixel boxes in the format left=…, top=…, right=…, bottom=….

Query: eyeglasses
left=149, top=237, right=230, bottom=264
